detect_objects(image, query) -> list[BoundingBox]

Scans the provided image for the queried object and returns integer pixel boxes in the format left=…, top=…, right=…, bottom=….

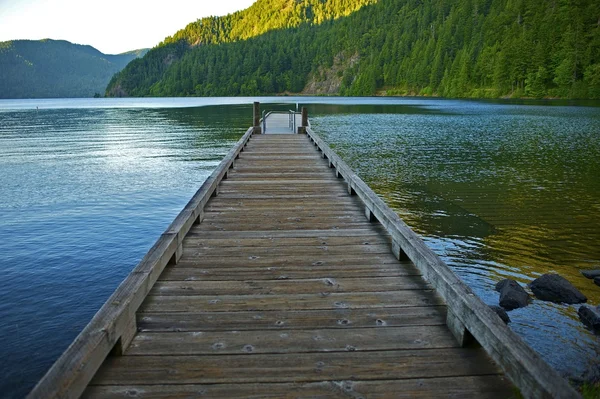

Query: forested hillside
left=0, top=40, right=148, bottom=98
left=106, top=0, right=377, bottom=96
left=107, top=0, right=600, bottom=99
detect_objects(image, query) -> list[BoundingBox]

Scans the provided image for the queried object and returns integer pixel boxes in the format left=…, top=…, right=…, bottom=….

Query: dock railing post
left=298, top=107, right=308, bottom=134
left=253, top=102, right=262, bottom=134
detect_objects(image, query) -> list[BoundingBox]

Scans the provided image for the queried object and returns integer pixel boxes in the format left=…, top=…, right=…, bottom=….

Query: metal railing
left=288, top=110, right=301, bottom=133
left=261, top=110, right=267, bottom=133
left=260, top=110, right=301, bottom=134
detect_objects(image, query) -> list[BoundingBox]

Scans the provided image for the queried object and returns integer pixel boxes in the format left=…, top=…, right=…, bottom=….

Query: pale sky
left=0, top=0, right=256, bottom=54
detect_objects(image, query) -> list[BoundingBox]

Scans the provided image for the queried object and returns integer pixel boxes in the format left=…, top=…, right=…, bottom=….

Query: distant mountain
left=107, top=0, right=600, bottom=99
left=0, top=39, right=149, bottom=98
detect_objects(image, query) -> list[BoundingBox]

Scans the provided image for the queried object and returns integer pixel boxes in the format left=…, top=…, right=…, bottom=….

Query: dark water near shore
left=0, top=97, right=599, bottom=397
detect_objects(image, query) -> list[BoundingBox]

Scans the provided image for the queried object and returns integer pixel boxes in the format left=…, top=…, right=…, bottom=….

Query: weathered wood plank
left=232, top=166, right=333, bottom=172
left=126, top=325, right=458, bottom=355
left=227, top=172, right=338, bottom=179
left=173, top=253, right=401, bottom=268
left=185, top=228, right=389, bottom=238
left=137, top=306, right=447, bottom=332
left=236, top=155, right=323, bottom=160
left=233, top=158, right=327, bottom=163
left=205, top=201, right=365, bottom=211
left=232, top=153, right=322, bottom=158
left=140, top=290, right=443, bottom=313
left=250, top=135, right=307, bottom=140
left=216, top=186, right=348, bottom=194
left=83, top=376, right=513, bottom=399
left=180, top=243, right=394, bottom=257
left=202, top=210, right=368, bottom=219
left=151, top=276, right=429, bottom=296
left=159, top=265, right=416, bottom=281
left=182, top=234, right=390, bottom=248
left=197, top=220, right=376, bottom=231
left=218, top=182, right=344, bottom=188
left=201, top=211, right=368, bottom=221
left=220, top=179, right=339, bottom=185
left=205, top=204, right=364, bottom=212
left=90, top=349, right=502, bottom=385
left=213, top=193, right=350, bottom=199
left=206, top=195, right=359, bottom=202
left=228, top=177, right=340, bottom=182
left=231, top=165, right=330, bottom=171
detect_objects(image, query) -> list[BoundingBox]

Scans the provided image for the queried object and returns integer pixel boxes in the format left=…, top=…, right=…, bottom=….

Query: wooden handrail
left=27, top=126, right=255, bottom=399
left=305, top=126, right=579, bottom=399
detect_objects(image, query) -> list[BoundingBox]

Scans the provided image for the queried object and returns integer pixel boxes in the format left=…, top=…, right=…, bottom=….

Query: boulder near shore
left=529, top=274, right=587, bottom=304
left=580, top=270, right=600, bottom=279
left=495, top=279, right=529, bottom=310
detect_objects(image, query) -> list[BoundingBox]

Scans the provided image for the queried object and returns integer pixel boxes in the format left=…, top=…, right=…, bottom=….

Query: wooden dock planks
left=83, top=134, right=513, bottom=398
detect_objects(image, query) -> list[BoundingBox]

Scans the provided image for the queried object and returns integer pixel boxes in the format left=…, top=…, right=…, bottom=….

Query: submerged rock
left=495, top=279, right=529, bottom=310
left=578, top=305, right=600, bottom=333
left=595, top=277, right=600, bottom=287
left=581, top=270, right=600, bottom=279
left=489, top=305, right=511, bottom=324
left=529, top=274, right=587, bottom=304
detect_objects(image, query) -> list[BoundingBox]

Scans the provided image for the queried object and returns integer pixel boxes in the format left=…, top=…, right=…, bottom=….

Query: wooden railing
left=305, top=126, right=580, bottom=399
left=27, top=127, right=255, bottom=399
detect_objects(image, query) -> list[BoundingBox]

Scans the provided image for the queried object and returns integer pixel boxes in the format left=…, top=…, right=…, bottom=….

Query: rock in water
left=495, top=279, right=529, bottom=310
left=578, top=305, right=600, bottom=333
left=489, top=305, right=511, bottom=324
left=581, top=270, right=600, bottom=279
left=595, top=277, right=600, bottom=287
left=529, top=274, right=587, bottom=304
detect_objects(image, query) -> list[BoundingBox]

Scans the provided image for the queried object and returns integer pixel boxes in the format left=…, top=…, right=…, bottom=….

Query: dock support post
left=298, top=107, right=308, bottom=134
left=170, top=243, right=184, bottom=265
left=111, top=318, right=137, bottom=356
left=253, top=102, right=262, bottom=134
left=447, top=309, right=476, bottom=347
left=392, top=240, right=409, bottom=261
left=365, top=206, right=377, bottom=222
left=347, top=182, right=356, bottom=196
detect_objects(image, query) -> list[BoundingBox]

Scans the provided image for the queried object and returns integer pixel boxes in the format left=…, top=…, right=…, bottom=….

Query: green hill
left=0, top=39, right=149, bottom=98
left=105, top=0, right=377, bottom=97
left=107, top=0, right=600, bottom=99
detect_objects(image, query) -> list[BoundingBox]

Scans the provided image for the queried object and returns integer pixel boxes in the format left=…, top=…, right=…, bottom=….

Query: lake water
left=0, top=97, right=599, bottom=397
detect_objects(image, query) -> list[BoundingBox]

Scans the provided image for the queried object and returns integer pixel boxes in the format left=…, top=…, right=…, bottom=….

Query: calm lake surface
left=0, top=97, right=599, bottom=397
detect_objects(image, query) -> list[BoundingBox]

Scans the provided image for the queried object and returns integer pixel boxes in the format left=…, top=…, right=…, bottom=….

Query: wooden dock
left=29, top=106, right=580, bottom=398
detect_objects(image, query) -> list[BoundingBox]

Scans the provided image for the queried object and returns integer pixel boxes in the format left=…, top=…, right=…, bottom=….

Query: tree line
left=107, top=0, right=600, bottom=99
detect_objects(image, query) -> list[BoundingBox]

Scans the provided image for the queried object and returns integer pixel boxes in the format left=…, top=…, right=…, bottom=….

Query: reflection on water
left=308, top=101, right=600, bottom=380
